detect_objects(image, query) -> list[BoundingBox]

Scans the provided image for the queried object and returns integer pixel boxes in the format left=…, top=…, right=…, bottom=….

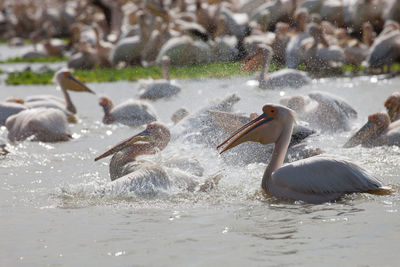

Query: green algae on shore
left=5, top=62, right=254, bottom=85
left=0, top=56, right=68, bottom=64
left=5, top=61, right=400, bottom=85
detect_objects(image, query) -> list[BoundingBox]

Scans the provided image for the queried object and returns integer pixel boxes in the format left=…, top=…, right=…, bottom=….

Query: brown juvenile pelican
left=6, top=108, right=72, bottom=143
left=217, top=104, right=389, bottom=203
left=98, top=96, right=157, bottom=127
left=94, top=122, right=220, bottom=195
left=344, top=112, right=400, bottom=148
left=137, top=56, right=181, bottom=100
left=243, top=44, right=311, bottom=89
left=384, top=92, right=400, bottom=122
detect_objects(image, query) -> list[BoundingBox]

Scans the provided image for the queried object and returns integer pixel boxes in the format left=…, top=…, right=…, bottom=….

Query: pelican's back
left=262, top=69, right=311, bottom=89
left=110, top=99, right=157, bottom=127
left=6, top=108, right=71, bottom=142
left=138, top=82, right=181, bottom=100
left=110, top=165, right=171, bottom=197
left=270, top=156, right=384, bottom=203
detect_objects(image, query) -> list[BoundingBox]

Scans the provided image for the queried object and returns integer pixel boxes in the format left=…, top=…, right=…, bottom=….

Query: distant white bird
left=243, top=44, right=311, bottom=89
left=217, top=104, right=389, bottom=203
left=137, top=56, right=181, bottom=100
left=98, top=96, right=157, bottom=127
left=6, top=108, right=72, bottom=142
left=344, top=112, right=400, bottom=148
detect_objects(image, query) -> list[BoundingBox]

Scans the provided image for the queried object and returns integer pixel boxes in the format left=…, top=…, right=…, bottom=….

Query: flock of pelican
left=3, top=0, right=400, bottom=73
left=2, top=0, right=400, bottom=203
left=2, top=64, right=398, bottom=203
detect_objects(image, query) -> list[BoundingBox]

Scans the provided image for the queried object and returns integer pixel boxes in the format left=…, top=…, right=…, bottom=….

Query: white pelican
left=94, top=122, right=220, bottom=195
left=243, top=44, right=311, bottom=89
left=344, top=112, right=400, bottom=148
left=384, top=92, right=400, bottom=122
left=280, top=91, right=358, bottom=132
left=98, top=96, right=157, bottom=127
left=25, top=69, right=95, bottom=122
left=217, top=104, right=388, bottom=203
left=137, top=56, right=182, bottom=100
left=6, top=108, right=72, bottom=143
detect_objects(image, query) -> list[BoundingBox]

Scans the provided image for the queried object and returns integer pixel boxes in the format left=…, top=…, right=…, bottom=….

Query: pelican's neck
left=109, top=143, right=158, bottom=181
left=162, top=62, right=170, bottom=81
left=259, top=56, right=271, bottom=85
left=60, top=85, right=76, bottom=114
left=261, top=120, right=293, bottom=192
left=101, top=103, right=113, bottom=124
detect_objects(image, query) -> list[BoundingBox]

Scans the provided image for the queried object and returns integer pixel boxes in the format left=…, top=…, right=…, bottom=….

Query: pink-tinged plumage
left=217, top=104, right=389, bottom=203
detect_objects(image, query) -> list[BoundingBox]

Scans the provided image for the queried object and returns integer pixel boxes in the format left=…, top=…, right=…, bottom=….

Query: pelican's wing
left=111, top=100, right=157, bottom=126
left=208, top=110, right=250, bottom=134
left=272, top=156, right=383, bottom=195
left=308, top=91, right=357, bottom=119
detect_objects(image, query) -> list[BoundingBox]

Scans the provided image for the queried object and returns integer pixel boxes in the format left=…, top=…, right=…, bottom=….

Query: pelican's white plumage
left=6, top=108, right=71, bottom=142
left=217, top=104, right=388, bottom=203
left=138, top=56, right=181, bottom=100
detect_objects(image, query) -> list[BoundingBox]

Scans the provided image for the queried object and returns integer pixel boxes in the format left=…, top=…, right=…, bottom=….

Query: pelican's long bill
left=94, top=129, right=153, bottom=161
left=65, top=74, right=95, bottom=94
left=217, top=113, right=273, bottom=154
left=343, top=121, right=376, bottom=148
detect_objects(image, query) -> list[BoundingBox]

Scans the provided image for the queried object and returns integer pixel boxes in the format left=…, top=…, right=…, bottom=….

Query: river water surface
left=1, top=74, right=399, bottom=266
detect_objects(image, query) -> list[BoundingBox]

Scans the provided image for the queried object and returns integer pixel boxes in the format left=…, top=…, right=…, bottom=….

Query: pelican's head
left=344, top=112, right=390, bottom=148
left=94, top=122, right=171, bottom=161
left=55, top=69, right=95, bottom=94
left=384, top=92, right=400, bottom=122
left=98, top=96, right=113, bottom=110
left=98, top=96, right=114, bottom=123
left=217, top=104, right=296, bottom=153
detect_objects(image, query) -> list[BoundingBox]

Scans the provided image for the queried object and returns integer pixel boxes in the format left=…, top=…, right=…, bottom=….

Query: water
left=1, top=74, right=399, bottom=266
